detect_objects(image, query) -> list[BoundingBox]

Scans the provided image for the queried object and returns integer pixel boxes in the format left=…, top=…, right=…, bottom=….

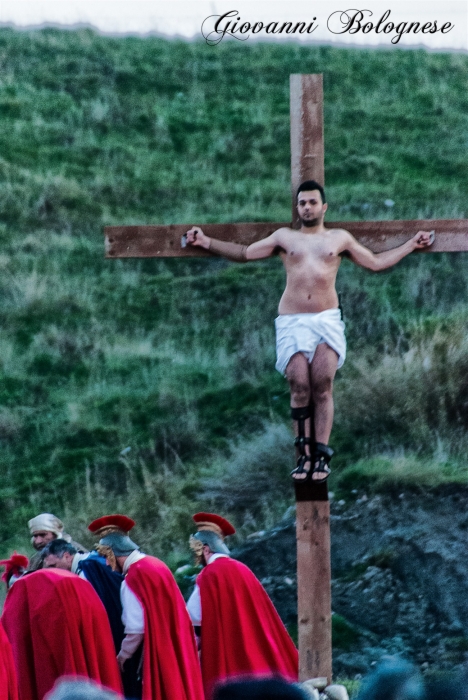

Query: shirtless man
left=185, top=180, right=434, bottom=482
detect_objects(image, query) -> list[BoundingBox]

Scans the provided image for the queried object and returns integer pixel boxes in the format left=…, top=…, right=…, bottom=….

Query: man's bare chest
left=279, top=232, right=343, bottom=266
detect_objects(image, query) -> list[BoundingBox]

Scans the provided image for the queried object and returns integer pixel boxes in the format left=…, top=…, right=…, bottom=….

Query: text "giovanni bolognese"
left=201, top=9, right=454, bottom=46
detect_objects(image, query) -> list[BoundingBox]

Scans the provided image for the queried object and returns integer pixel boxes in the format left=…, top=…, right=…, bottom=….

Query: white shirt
left=186, top=553, right=230, bottom=626
left=71, top=552, right=90, bottom=580
left=121, top=551, right=147, bottom=634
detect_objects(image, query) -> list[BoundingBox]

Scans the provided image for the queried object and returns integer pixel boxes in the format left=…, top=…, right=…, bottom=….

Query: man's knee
left=312, top=376, right=333, bottom=402
left=288, top=378, right=310, bottom=404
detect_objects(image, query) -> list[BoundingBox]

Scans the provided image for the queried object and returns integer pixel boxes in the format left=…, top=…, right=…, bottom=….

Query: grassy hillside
left=0, top=28, right=467, bottom=560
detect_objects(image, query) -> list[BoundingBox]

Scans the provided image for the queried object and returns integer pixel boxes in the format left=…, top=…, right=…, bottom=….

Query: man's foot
left=291, top=454, right=312, bottom=481
left=311, top=442, right=334, bottom=482
left=291, top=429, right=313, bottom=482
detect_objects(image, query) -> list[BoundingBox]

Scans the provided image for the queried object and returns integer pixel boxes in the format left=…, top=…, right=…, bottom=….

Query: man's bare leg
left=309, top=343, right=339, bottom=480
left=285, top=352, right=313, bottom=481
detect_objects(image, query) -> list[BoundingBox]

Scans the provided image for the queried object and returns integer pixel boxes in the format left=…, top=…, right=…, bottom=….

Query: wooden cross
left=104, top=74, right=468, bottom=683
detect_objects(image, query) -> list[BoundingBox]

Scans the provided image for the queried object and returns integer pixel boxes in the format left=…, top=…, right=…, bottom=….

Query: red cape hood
left=125, top=556, right=204, bottom=700
left=2, top=569, right=123, bottom=700
left=197, top=557, right=298, bottom=698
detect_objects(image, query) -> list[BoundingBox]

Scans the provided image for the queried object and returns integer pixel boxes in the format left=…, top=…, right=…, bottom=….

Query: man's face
left=296, top=189, right=327, bottom=227
left=202, top=544, right=212, bottom=566
left=43, top=552, right=73, bottom=571
left=32, top=531, right=56, bottom=551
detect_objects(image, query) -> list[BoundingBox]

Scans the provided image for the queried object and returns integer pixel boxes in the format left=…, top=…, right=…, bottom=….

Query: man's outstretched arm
left=184, top=227, right=281, bottom=261
left=343, top=229, right=434, bottom=271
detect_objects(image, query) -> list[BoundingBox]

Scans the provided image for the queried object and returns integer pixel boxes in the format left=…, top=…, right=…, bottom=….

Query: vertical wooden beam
left=290, top=73, right=332, bottom=683
left=295, top=484, right=332, bottom=682
left=290, top=74, right=325, bottom=228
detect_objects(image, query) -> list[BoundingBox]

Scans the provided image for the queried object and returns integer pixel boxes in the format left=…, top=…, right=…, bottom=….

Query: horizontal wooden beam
left=105, top=223, right=285, bottom=258
left=105, top=219, right=468, bottom=258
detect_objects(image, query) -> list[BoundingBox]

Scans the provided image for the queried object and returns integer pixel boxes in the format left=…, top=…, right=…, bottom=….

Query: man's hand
left=412, top=230, right=435, bottom=249
left=117, top=652, right=126, bottom=672
left=183, top=227, right=211, bottom=249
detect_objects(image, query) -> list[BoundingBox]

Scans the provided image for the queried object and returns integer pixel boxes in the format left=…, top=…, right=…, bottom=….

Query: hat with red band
left=190, top=512, right=235, bottom=560
left=88, top=515, right=139, bottom=570
left=88, top=514, right=136, bottom=539
left=192, top=512, right=236, bottom=538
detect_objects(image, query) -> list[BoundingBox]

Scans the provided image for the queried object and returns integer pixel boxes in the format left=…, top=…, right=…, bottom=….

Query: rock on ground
left=234, top=488, right=468, bottom=676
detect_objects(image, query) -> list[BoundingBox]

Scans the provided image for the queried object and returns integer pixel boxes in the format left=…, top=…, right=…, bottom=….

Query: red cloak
left=1, top=569, right=123, bottom=700
left=0, top=620, right=18, bottom=700
left=197, top=557, right=298, bottom=698
left=125, top=556, right=204, bottom=700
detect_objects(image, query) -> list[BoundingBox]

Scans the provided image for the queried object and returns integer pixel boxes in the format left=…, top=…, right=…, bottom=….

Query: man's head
left=296, top=180, right=327, bottom=228
left=214, top=678, right=308, bottom=700
left=189, top=512, right=235, bottom=566
left=356, top=658, right=423, bottom=700
left=28, top=513, right=65, bottom=551
left=46, top=678, right=122, bottom=700
left=88, top=515, right=139, bottom=573
left=97, top=533, right=140, bottom=572
left=194, top=530, right=229, bottom=566
left=42, top=539, right=78, bottom=571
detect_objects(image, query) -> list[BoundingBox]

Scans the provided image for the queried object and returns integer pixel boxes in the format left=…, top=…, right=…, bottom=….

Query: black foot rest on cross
left=294, top=442, right=334, bottom=502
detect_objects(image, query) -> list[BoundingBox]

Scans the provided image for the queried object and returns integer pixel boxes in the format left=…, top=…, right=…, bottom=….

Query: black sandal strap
left=311, top=463, right=331, bottom=482
left=315, top=442, right=334, bottom=460
left=291, top=454, right=312, bottom=479
left=310, top=443, right=334, bottom=482
left=294, top=436, right=312, bottom=448
left=291, top=406, right=311, bottom=421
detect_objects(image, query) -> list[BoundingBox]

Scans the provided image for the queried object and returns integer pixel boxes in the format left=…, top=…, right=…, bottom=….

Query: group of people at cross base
left=0, top=511, right=298, bottom=700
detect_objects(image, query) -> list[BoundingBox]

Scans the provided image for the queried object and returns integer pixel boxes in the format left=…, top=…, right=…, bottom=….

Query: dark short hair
left=214, top=678, right=307, bottom=700
left=297, top=180, right=326, bottom=204
left=43, top=539, right=77, bottom=559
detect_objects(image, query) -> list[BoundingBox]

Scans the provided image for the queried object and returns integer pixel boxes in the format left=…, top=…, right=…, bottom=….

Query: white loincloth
left=275, top=309, right=346, bottom=376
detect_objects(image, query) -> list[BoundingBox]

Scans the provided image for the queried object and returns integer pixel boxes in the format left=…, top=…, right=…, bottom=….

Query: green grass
left=335, top=679, right=361, bottom=699
left=287, top=613, right=361, bottom=652
left=332, top=614, right=361, bottom=652
left=0, top=28, right=467, bottom=559
left=334, top=455, right=468, bottom=493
